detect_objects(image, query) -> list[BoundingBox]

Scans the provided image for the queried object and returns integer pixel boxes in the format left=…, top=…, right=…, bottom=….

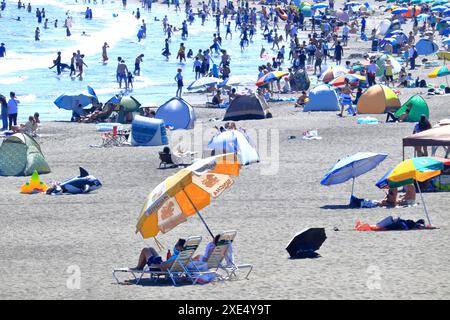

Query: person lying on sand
left=131, top=238, right=186, bottom=271
left=386, top=107, right=410, bottom=123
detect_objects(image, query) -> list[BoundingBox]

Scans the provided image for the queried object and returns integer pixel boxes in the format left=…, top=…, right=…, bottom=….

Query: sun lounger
left=205, top=230, right=253, bottom=280
left=112, top=236, right=203, bottom=286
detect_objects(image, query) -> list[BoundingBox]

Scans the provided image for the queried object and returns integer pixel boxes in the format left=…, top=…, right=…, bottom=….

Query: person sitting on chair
left=132, top=238, right=186, bottom=271
left=193, top=234, right=234, bottom=267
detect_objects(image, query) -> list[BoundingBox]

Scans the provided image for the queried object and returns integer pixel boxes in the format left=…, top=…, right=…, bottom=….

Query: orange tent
left=357, top=84, right=401, bottom=114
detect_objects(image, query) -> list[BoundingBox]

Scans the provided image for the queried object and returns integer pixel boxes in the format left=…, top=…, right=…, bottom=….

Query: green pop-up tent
left=394, top=95, right=429, bottom=122
left=0, top=133, right=51, bottom=176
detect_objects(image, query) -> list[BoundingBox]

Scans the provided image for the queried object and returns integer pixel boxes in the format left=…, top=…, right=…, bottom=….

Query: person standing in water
left=174, top=68, right=183, bottom=97
left=177, top=43, right=186, bottom=63
left=35, top=27, right=40, bottom=41
left=76, top=54, right=88, bottom=79
left=49, top=51, right=62, bottom=75
left=0, top=43, right=6, bottom=58
left=117, top=59, right=129, bottom=89
left=134, top=54, right=144, bottom=76
left=102, top=42, right=109, bottom=63
left=70, top=52, right=76, bottom=77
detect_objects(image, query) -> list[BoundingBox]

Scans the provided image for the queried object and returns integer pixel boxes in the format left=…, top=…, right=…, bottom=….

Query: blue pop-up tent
left=303, top=85, right=340, bottom=112
left=156, top=97, right=196, bottom=130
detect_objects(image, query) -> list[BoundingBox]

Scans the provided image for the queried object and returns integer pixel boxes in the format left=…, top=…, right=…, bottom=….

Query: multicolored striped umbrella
left=428, top=65, right=450, bottom=84
left=377, top=157, right=446, bottom=225
left=256, top=71, right=288, bottom=86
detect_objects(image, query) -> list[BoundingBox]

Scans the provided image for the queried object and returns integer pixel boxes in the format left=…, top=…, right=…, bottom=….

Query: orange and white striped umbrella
left=136, top=154, right=240, bottom=239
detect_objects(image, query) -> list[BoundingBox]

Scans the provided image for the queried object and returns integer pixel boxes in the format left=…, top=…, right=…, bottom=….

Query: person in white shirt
left=342, top=24, right=350, bottom=46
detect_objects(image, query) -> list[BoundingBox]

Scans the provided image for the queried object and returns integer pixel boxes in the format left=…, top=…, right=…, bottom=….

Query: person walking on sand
left=175, top=68, right=183, bottom=98
left=102, top=42, right=109, bottom=63
left=7, top=92, right=19, bottom=130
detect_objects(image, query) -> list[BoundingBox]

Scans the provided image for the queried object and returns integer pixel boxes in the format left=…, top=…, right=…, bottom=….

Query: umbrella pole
left=415, top=180, right=432, bottom=226
left=351, top=177, right=355, bottom=197
left=182, top=189, right=215, bottom=239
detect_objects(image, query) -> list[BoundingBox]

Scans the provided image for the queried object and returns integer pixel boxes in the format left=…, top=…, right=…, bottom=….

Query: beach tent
left=223, top=95, right=265, bottom=121
left=0, top=133, right=51, bottom=176
left=129, top=116, right=169, bottom=146
left=376, top=54, right=402, bottom=77
left=415, top=39, right=439, bottom=55
left=207, top=130, right=259, bottom=165
left=303, top=85, right=340, bottom=112
left=394, top=95, right=429, bottom=122
left=155, top=97, right=196, bottom=130
left=357, top=84, right=401, bottom=114
left=403, top=124, right=450, bottom=159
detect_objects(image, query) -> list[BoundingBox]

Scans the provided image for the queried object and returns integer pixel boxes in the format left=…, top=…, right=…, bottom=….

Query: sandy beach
left=0, top=0, right=450, bottom=300
left=0, top=89, right=449, bottom=299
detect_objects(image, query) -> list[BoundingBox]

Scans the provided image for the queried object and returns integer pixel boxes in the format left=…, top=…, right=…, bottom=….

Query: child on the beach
left=127, top=72, right=134, bottom=89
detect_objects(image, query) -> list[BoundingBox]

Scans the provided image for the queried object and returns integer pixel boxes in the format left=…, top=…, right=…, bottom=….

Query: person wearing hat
left=0, top=43, right=5, bottom=58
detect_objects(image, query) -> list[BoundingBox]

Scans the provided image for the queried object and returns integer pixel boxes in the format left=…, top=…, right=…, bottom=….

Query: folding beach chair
left=101, top=125, right=121, bottom=147
left=113, top=236, right=203, bottom=286
left=205, top=230, right=253, bottom=280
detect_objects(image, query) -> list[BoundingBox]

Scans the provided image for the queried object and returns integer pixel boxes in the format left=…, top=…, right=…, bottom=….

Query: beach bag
left=419, top=79, right=427, bottom=88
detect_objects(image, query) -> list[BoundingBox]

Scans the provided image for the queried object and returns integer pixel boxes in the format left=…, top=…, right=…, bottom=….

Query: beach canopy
left=136, top=153, right=240, bottom=238
left=376, top=19, right=392, bottom=36
left=394, top=95, right=429, bottom=122
left=207, top=130, right=259, bottom=165
left=156, top=97, right=196, bottom=130
left=403, top=124, right=450, bottom=147
left=0, top=133, right=51, bottom=176
left=129, top=116, right=169, bottom=146
left=303, top=85, right=340, bottom=112
left=415, top=39, right=439, bottom=55
left=223, top=95, right=265, bottom=121
left=357, top=84, right=401, bottom=114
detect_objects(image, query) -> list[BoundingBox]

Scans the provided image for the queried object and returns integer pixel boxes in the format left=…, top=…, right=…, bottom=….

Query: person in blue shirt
left=175, top=68, right=183, bottom=97
left=0, top=43, right=6, bottom=58
left=132, top=238, right=186, bottom=271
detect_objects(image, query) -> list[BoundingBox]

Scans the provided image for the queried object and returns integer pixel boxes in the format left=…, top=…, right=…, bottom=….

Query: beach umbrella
left=312, top=3, right=329, bottom=10
left=375, top=168, right=410, bottom=190
left=431, top=5, right=447, bottom=12
left=187, top=77, right=222, bottom=91
left=218, top=75, right=241, bottom=88
left=411, top=0, right=422, bottom=4
left=384, top=5, right=398, bottom=12
left=256, top=70, right=288, bottom=86
left=106, top=95, right=141, bottom=112
left=433, top=0, right=448, bottom=4
left=334, top=9, right=350, bottom=22
left=391, top=7, right=409, bottom=14
left=443, top=38, right=450, bottom=46
left=378, top=157, right=446, bottom=225
left=320, top=152, right=388, bottom=198
left=286, top=228, right=327, bottom=259
left=319, top=66, right=348, bottom=83
left=416, top=13, right=430, bottom=21
left=54, top=94, right=94, bottom=112
left=428, top=64, right=450, bottom=82
left=136, top=154, right=240, bottom=239
left=330, top=74, right=365, bottom=87
left=87, top=85, right=97, bottom=98
left=437, top=51, right=450, bottom=60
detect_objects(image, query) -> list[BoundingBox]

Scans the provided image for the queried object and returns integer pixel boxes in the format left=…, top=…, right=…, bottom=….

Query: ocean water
left=0, top=0, right=304, bottom=122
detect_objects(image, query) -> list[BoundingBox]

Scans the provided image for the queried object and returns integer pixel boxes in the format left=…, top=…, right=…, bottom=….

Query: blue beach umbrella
left=416, top=13, right=430, bottom=21
left=431, top=5, right=447, bottom=12
left=312, top=3, right=329, bottom=10
left=54, top=94, right=95, bottom=116
left=321, top=152, right=388, bottom=197
left=87, top=85, right=97, bottom=98
left=391, top=7, right=409, bottom=14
